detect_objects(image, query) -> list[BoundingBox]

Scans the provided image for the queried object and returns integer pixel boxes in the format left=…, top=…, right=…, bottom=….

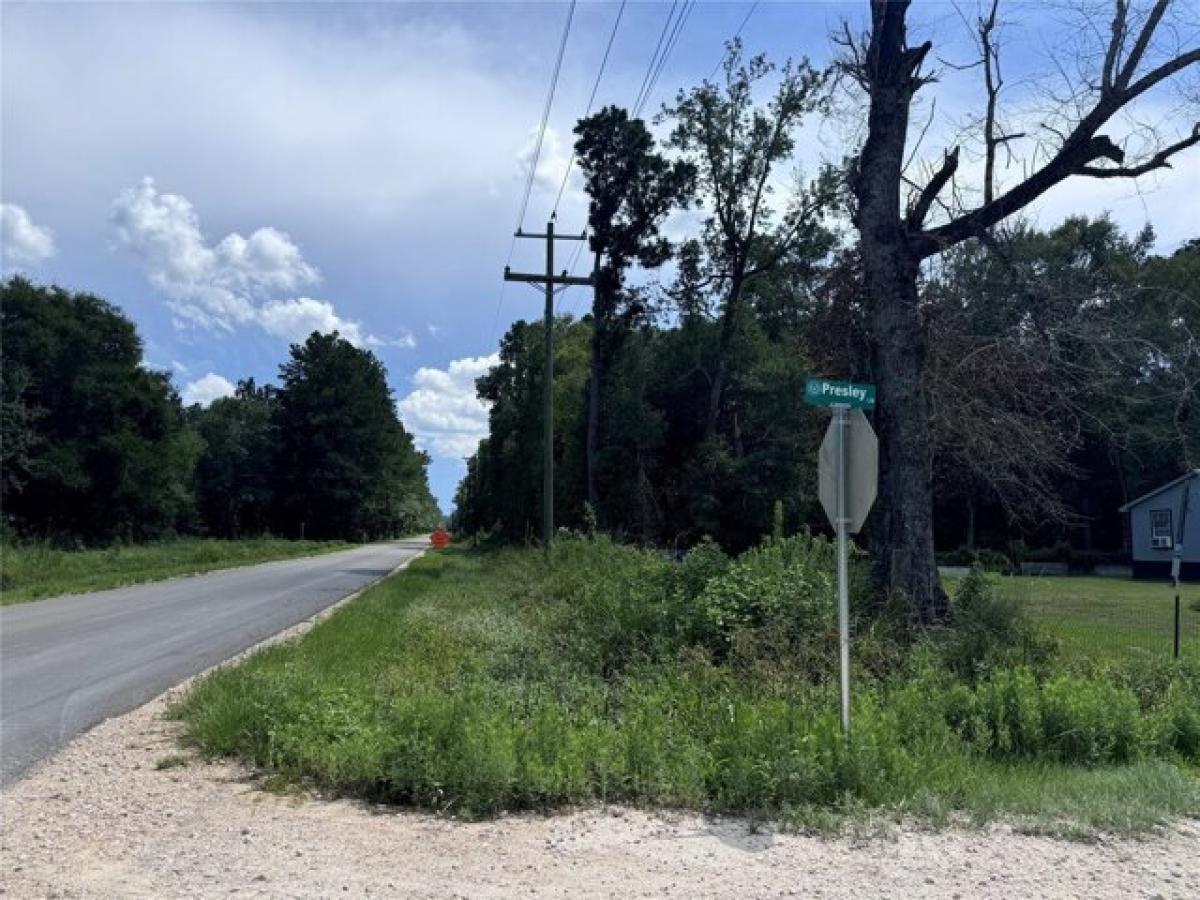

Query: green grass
left=985, top=575, right=1200, bottom=664
left=173, top=541, right=1200, bottom=835
left=0, top=537, right=352, bottom=604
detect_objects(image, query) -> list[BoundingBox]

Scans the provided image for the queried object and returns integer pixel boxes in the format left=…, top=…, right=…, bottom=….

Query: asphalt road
left=0, top=540, right=427, bottom=786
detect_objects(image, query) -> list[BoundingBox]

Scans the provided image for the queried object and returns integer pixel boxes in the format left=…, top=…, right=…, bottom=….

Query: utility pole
left=503, top=218, right=592, bottom=550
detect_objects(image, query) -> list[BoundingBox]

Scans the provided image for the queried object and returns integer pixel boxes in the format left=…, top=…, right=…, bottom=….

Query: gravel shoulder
left=3, top=579, right=1199, bottom=899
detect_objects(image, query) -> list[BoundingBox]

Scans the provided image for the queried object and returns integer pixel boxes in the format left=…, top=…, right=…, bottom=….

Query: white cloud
left=516, top=125, right=572, bottom=200
left=367, top=330, right=417, bottom=350
left=112, top=178, right=410, bottom=349
left=182, top=371, right=236, bottom=406
left=1, top=202, right=55, bottom=268
left=3, top=5, right=557, bottom=244
left=257, top=296, right=367, bottom=346
left=112, top=177, right=313, bottom=332
left=397, top=353, right=498, bottom=459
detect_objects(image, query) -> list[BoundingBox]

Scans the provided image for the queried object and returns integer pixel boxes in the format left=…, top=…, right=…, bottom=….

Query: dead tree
left=838, top=0, right=1199, bottom=621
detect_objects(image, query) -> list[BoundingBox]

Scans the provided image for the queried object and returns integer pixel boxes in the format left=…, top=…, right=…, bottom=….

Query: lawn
left=987, top=576, right=1200, bottom=664
left=0, top=537, right=351, bottom=605
left=174, top=539, right=1200, bottom=835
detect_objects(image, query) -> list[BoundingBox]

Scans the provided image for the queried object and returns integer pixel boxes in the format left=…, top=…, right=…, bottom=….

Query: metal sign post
left=834, top=404, right=851, bottom=736
left=810, top=379, right=878, bottom=738
left=1174, top=476, right=1191, bottom=659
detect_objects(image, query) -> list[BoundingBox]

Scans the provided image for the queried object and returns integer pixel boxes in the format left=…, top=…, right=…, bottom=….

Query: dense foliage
left=1, top=278, right=440, bottom=544
left=271, top=333, right=438, bottom=540
left=456, top=221, right=1197, bottom=557
left=451, top=63, right=1197, bottom=560
left=177, top=538, right=1200, bottom=831
left=1, top=278, right=200, bottom=541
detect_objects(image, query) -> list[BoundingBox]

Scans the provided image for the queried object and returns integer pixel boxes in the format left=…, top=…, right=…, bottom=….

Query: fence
left=1002, top=574, right=1200, bottom=664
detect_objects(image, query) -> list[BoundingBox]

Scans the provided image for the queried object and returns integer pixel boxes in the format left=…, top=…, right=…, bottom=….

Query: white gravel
left=3, top=583, right=1199, bottom=899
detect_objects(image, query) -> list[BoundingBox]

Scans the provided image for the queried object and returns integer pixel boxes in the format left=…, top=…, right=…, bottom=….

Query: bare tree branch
left=980, top=0, right=1002, bottom=205
left=912, top=1, right=1199, bottom=257
left=1102, top=0, right=1130, bottom=91
left=1079, top=122, right=1200, bottom=175
left=908, top=146, right=961, bottom=228
left=1115, top=0, right=1169, bottom=90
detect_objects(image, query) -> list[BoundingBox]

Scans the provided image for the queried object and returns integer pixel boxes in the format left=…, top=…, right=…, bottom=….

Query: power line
left=495, top=0, right=577, bottom=348
left=635, top=0, right=694, bottom=117
left=632, top=1, right=680, bottom=115
left=515, top=0, right=577, bottom=234
left=551, top=0, right=628, bottom=219
left=708, top=1, right=759, bottom=81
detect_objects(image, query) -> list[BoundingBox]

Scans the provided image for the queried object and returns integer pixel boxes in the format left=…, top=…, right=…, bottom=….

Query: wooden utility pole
left=503, top=219, right=592, bottom=549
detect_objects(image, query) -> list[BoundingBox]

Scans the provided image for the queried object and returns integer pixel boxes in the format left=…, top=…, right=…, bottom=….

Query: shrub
left=957, top=667, right=1045, bottom=757
left=1024, top=542, right=1074, bottom=564
left=1149, top=683, right=1200, bottom=759
left=176, top=545, right=1200, bottom=828
left=937, top=546, right=1013, bottom=574
left=937, top=569, right=1057, bottom=680
left=690, top=535, right=836, bottom=660
left=671, top=539, right=730, bottom=608
left=1105, top=656, right=1200, bottom=709
left=1039, top=675, right=1143, bottom=763
left=543, top=537, right=677, bottom=676
left=942, top=667, right=1156, bottom=765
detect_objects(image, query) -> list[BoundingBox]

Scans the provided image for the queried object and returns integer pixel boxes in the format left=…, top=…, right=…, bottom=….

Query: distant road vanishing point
left=0, top=539, right=427, bottom=786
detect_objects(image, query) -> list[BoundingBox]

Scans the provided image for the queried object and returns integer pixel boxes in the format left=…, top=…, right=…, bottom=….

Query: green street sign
left=805, top=378, right=876, bottom=410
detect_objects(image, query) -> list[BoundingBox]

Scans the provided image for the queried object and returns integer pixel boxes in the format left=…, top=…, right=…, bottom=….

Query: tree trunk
left=587, top=259, right=621, bottom=514
left=585, top=320, right=603, bottom=508
left=852, top=1, right=947, bottom=622
left=705, top=274, right=744, bottom=438
left=863, top=249, right=947, bottom=622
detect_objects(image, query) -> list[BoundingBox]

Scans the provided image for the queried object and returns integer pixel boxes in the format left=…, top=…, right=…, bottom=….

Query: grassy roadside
left=0, top=538, right=352, bottom=605
left=174, top=540, right=1200, bottom=835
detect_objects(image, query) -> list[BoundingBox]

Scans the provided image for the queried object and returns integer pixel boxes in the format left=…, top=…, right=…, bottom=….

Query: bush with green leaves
left=936, top=569, right=1057, bottom=680
left=937, top=546, right=1013, bottom=574
left=689, top=535, right=836, bottom=659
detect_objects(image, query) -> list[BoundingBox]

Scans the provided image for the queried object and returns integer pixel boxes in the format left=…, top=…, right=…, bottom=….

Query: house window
left=1150, top=509, right=1173, bottom=547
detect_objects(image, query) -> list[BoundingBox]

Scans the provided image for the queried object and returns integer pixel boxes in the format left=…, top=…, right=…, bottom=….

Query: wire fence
left=1003, top=575, right=1200, bottom=664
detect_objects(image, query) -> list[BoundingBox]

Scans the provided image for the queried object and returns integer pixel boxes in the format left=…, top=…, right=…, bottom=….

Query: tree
left=272, top=332, right=438, bottom=540
left=469, top=316, right=591, bottom=540
left=573, top=106, right=695, bottom=511
left=667, top=43, right=835, bottom=438
left=190, top=379, right=277, bottom=537
left=0, top=277, right=199, bottom=541
left=839, top=0, right=1199, bottom=620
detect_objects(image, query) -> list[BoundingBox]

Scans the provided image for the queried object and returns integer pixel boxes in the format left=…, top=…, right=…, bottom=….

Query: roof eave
left=1119, top=469, right=1200, bottom=512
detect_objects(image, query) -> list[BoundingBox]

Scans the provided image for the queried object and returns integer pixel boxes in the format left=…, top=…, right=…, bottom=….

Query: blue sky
left=3, top=1, right=1197, bottom=511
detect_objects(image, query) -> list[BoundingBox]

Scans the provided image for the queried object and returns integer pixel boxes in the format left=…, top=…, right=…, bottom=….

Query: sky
left=3, top=1, right=1198, bottom=512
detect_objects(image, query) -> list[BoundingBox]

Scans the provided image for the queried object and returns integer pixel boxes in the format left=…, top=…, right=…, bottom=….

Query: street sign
left=818, top=408, right=878, bottom=535
left=805, top=378, right=876, bottom=410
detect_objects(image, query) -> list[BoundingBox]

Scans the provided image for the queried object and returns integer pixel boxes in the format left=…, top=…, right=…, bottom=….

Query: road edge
left=1, top=536, right=431, bottom=607
left=1, top=543, right=428, bottom=791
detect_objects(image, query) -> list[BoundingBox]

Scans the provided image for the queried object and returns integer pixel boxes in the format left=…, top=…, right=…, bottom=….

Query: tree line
left=455, top=217, right=1197, bottom=558
left=1, top=277, right=440, bottom=544
left=455, top=11, right=1199, bottom=607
